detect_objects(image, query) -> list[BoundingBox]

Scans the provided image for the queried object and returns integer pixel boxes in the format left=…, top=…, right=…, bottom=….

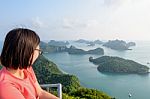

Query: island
left=75, top=39, right=104, bottom=45
left=30, top=55, right=113, bottom=98
left=0, top=55, right=112, bottom=99
left=40, top=41, right=105, bottom=55
left=127, top=42, right=136, bottom=47
left=93, top=40, right=103, bottom=45
left=40, top=41, right=68, bottom=53
left=89, top=56, right=149, bottom=74
left=67, top=45, right=104, bottom=55
left=103, top=39, right=136, bottom=50
left=75, top=39, right=91, bottom=44
left=86, top=40, right=103, bottom=46
left=48, top=40, right=69, bottom=46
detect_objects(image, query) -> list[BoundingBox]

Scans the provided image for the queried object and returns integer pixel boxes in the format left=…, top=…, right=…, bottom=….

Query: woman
left=0, top=28, right=59, bottom=99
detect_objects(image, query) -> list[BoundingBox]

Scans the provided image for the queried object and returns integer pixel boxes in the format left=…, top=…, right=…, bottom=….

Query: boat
left=128, top=93, right=132, bottom=97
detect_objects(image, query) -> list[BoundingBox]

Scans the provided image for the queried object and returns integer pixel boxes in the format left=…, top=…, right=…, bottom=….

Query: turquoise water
left=43, top=41, right=150, bottom=99
left=0, top=40, right=149, bottom=99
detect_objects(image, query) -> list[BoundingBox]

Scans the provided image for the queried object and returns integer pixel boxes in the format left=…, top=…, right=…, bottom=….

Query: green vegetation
left=75, top=39, right=91, bottom=43
left=75, top=39, right=103, bottom=45
left=61, top=88, right=112, bottom=99
left=33, top=55, right=80, bottom=93
left=61, top=87, right=112, bottom=99
left=103, top=40, right=135, bottom=50
left=68, top=45, right=104, bottom=55
left=89, top=56, right=149, bottom=74
left=33, top=55, right=112, bottom=99
left=40, top=41, right=104, bottom=55
left=40, top=41, right=67, bottom=53
left=48, top=40, right=69, bottom=46
left=0, top=55, right=112, bottom=98
left=69, top=87, right=111, bottom=99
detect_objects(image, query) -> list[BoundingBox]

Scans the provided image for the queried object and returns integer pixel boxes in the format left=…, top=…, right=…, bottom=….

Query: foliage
left=69, top=87, right=111, bottom=99
left=33, top=55, right=80, bottom=93
left=90, top=56, right=149, bottom=74
left=33, top=55, right=112, bottom=98
left=0, top=55, right=112, bottom=99
left=68, top=46, right=104, bottom=55
left=40, top=41, right=67, bottom=53
left=103, top=40, right=135, bottom=50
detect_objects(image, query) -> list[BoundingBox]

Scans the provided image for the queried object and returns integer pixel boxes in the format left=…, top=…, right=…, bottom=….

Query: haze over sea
left=43, top=40, right=150, bottom=99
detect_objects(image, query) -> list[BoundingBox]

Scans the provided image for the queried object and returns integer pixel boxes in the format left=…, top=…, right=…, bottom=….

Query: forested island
left=75, top=39, right=103, bottom=45
left=0, top=55, right=112, bottom=99
left=48, top=40, right=69, bottom=46
left=103, top=40, right=136, bottom=50
left=89, top=56, right=149, bottom=74
left=67, top=45, right=104, bottom=55
left=75, top=39, right=91, bottom=44
left=40, top=41, right=104, bottom=55
left=40, top=41, right=68, bottom=53
left=33, top=55, right=112, bottom=98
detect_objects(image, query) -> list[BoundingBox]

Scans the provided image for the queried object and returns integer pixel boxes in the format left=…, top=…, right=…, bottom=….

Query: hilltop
left=67, top=45, right=104, bottom=55
left=89, top=56, right=149, bottom=74
left=40, top=41, right=104, bottom=55
left=103, top=40, right=136, bottom=50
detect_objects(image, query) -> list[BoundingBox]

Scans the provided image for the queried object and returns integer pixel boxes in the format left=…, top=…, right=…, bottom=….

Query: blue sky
left=0, top=0, right=150, bottom=41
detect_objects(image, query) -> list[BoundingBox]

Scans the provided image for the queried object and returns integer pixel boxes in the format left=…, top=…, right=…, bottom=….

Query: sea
left=0, top=40, right=150, bottom=99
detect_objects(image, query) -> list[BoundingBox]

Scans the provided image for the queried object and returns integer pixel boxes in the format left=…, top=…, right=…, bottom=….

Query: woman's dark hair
left=0, top=28, right=40, bottom=69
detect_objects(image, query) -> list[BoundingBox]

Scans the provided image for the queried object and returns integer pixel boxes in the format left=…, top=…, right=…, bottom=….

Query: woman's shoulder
left=0, top=67, right=7, bottom=81
left=0, top=78, right=26, bottom=99
left=0, top=67, right=27, bottom=85
left=0, top=67, right=19, bottom=82
left=0, top=74, right=17, bottom=92
left=0, top=78, right=13, bottom=88
left=0, top=67, right=17, bottom=86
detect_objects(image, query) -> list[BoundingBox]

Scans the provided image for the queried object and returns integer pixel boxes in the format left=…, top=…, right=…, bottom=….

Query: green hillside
left=33, top=55, right=112, bottom=99
left=89, top=56, right=149, bottom=74
left=0, top=55, right=112, bottom=99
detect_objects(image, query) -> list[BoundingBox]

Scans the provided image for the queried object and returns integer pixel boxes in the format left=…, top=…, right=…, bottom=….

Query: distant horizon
left=0, top=0, right=150, bottom=41
left=0, top=38, right=150, bottom=42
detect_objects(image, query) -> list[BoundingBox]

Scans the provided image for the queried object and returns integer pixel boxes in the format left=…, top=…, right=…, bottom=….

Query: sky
left=0, top=0, right=150, bottom=41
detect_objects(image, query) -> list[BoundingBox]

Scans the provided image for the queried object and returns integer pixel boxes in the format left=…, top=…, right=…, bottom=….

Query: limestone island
left=40, top=41, right=68, bottom=53
left=48, top=40, right=69, bottom=46
left=103, top=40, right=136, bottom=50
left=75, top=39, right=104, bottom=46
left=0, top=55, right=112, bottom=99
left=67, top=45, right=104, bottom=55
left=75, top=39, right=91, bottom=44
left=89, top=56, right=149, bottom=74
left=93, top=40, right=104, bottom=45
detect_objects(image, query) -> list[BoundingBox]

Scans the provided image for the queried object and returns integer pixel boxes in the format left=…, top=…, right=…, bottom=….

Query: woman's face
left=31, top=45, right=41, bottom=64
